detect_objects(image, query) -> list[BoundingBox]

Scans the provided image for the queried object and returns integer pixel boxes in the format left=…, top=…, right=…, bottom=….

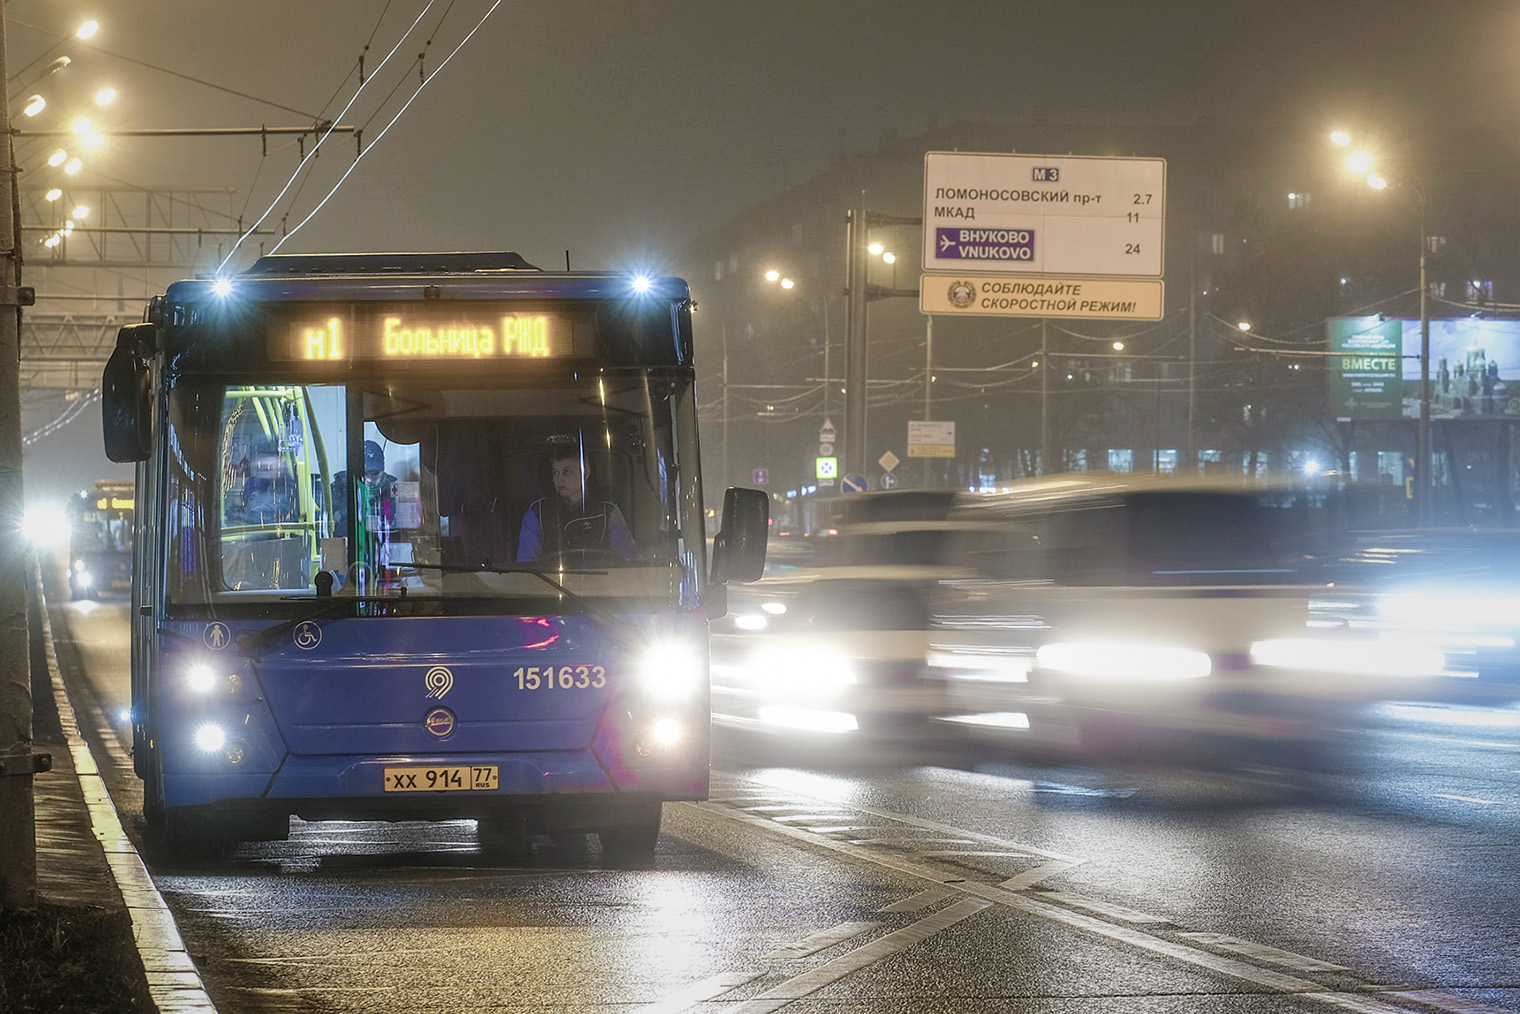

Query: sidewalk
left=29, top=571, right=217, bottom=1014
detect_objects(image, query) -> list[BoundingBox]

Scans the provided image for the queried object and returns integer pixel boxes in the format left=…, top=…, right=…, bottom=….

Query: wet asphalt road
left=50, top=595, right=1520, bottom=1013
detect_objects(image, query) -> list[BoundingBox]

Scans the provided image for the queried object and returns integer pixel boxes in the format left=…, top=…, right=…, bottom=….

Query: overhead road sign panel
left=923, top=152, right=1165, bottom=278
left=921, top=275, right=1163, bottom=321
left=908, top=420, right=955, bottom=458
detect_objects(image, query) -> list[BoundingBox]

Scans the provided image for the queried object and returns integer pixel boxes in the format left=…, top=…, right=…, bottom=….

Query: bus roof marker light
left=211, top=278, right=234, bottom=298
left=630, top=274, right=653, bottom=295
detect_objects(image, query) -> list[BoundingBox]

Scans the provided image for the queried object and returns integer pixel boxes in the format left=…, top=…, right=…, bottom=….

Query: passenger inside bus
left=331, top=439, right=398, bottom=535
left=234, top=438, right=299, bottom=526
left=517, top=444, right=640, bottom=563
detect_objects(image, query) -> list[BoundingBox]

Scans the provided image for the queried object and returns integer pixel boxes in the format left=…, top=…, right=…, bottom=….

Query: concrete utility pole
left=0, top=4, right=43, bottom=912
left=844, top=205, right=869, bottom=481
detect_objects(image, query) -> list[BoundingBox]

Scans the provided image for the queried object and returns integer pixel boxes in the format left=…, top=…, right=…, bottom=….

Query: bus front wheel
left=597, top=801, right=662, bottom=862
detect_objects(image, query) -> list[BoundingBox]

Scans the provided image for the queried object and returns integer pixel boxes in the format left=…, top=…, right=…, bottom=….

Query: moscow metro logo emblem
left=948, top=280, right=976, bottom=309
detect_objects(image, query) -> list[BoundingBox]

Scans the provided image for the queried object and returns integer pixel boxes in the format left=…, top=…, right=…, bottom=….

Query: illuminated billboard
left=1329, top=316, right=1520, bottom=421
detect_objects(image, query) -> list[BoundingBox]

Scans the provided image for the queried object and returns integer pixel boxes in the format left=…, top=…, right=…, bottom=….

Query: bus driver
left=517, top=449, right=639, bottom=563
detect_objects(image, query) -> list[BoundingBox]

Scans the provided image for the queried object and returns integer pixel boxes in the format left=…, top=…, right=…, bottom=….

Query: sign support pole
left=1040, top=318, right=1051, bottom=475
left=845, top=204, right=869, bottom=481
left=923, top=315, right=933, bottom=486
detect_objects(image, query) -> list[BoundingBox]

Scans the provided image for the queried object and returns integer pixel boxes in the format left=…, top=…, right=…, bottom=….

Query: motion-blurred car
left=1315, top=528, right=1520, bottom=694
left=711, top=490, right=966, bottom=746
left=926, top=473, right=1446, bottom=763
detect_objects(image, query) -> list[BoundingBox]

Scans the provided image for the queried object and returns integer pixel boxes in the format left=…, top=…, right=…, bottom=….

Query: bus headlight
left=634, top=717, right=683, bottom=756
left=193, top=723, right=226, bottom=753
left=634, top=638, right=707, bottom=700
left=186, top=663, right=243, bottom=695
left=1036, top=642, right=1212, bottom=681
left=186, top=663, right=217, bottom=693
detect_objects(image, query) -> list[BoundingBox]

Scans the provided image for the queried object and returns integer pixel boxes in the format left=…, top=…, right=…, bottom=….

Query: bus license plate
left=383, top=765, right=499, bottom=792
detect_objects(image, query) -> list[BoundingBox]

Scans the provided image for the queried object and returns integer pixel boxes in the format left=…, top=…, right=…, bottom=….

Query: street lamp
left=1331, top=129, right=1431, bottom=524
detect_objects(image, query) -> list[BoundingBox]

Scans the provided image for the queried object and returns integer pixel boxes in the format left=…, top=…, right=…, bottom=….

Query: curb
left=38, top=594, right=219, bottom=1013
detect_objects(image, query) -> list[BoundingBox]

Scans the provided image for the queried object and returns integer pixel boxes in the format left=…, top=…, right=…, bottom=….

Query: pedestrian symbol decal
left=203, top=622, right=231, bottom=650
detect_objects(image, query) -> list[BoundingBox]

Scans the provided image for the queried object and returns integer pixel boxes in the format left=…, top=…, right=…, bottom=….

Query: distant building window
left=1288, top=192, right=1312, bottom=210
left=1211, top=233, right=1225, bottom=255
left=792, top=223, right=805, bottom=246
left=1468, top=280, right=1494, bottom=302
left=1427, top=235, right=1447, bottom=254
left=1064, top=449, right=1088, bottom=471
left=714, top=260, right=724, bottom=282
left=1156, top=449, right=1177, bottom=474
left=1430, top=282, right=1446, bottom=298
left=728, top=255, right=739, bottom=274
left=1108, top=449, right=1134, bottom=473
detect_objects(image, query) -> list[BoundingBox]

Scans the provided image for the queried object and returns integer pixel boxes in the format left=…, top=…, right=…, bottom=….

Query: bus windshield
left=164, top=372, right=700, bottom=610
left=72, top=501, right=133, bottom=556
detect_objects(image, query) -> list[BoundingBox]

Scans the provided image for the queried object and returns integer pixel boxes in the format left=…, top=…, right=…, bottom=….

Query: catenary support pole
left=0, top=3, right=41, bottom=912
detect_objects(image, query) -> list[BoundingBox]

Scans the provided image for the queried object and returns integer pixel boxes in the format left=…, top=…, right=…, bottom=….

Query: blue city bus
left=67, top=478, right=135, bottom=599
left=102, top=252, right=767, bottom=859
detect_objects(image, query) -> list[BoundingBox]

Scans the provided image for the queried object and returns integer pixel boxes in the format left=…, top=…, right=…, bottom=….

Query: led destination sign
left=271, top=304, right=580, bottom=362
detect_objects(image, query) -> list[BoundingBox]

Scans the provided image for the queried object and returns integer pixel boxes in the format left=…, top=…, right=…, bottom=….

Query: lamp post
left=844, top=205, right=920, bottom=482
left=1334, top=130, right=1432, bottom=524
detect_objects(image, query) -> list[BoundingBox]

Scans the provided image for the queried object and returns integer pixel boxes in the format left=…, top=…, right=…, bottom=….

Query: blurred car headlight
left=757, top=706, right=858, bottom=733
left=1036, top=642, right=1211, bottom=681
left=635, top=637, right=708, bottom=701
left=1377, top=590, right=1520, bottom=630
left=1250, top=637, right=1445, bottom=678
left=750, top=642, right=857, bottom=694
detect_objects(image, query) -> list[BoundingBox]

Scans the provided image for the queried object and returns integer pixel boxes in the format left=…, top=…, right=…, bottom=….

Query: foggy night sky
left=10, top=0, right=1520, bottom=498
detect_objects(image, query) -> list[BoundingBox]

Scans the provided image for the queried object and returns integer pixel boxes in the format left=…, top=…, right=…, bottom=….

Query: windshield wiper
left=237, top=592, right=407, bottom=656
left=382, top=561, right=605, bottom=618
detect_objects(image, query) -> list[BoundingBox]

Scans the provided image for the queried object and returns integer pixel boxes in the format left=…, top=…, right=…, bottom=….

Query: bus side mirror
left=710, top=486, right=769, bottom=586
left=102, top=323, right=155, bottom=463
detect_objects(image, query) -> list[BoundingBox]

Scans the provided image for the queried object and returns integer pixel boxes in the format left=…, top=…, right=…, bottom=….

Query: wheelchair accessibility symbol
left=292, top=621, right=322, bottom=650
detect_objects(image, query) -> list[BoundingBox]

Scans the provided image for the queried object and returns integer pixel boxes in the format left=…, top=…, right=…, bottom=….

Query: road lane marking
left=39, top=590, right=218, bottom=1014
left=762, top=921, right=879, bottom=960
left=721, top=781, right=1082, bottom=864
left=877, top=887, right=955, bottom=913
left=697, top=800, right=1462, bottom=1014
left=638, top=971, right=766, bottom=1014
left=1387, top=989, right=1520, bottom=1014
left=1180, top=932, right=1351, bottom=972
left=734, top=899, right=992, bottom=1014
left=1025, top=886, right=1170, bottom=923
left=1430, top=794, right=1504, bottom=805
